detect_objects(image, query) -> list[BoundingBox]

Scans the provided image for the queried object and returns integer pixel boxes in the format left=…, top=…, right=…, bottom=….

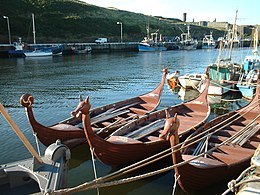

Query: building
left=208, top=22, right=231, bottom=30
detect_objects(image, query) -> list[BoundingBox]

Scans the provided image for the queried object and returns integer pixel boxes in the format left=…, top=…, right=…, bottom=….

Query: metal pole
left=120, top=23, right=123, bottom=43
left=32, top=13, right=36, bottom=44
left=3, top=16, right=11, bottom=44
left=117, top=22, right=123, bottom=43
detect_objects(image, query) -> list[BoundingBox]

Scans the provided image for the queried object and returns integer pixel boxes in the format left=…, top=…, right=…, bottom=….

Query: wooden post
left=0, top=103, right=43, bottom=163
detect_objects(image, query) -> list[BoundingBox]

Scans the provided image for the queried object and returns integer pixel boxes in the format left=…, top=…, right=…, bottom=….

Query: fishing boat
left=8, top=37, right=26, bottom=57
left=167, top=70, right=260, bottom=192
left=24, top=13, right=55, bottom=57
left=138, top=20, right=167, bottom=52
left=0, top=103, right=70, bottom=195
left=74, top=46, right=92, bottom=54
left=9, top=38, right=61, bottom=57
left=198, top=11, right=242, bottom=96
left=237, top=69, right=258, bottom=100
left=71, top=70, right=210, bottom=167
left=138, top=41, right=167, bottom=52
left=178, top=73, right=206, bottom=89
left=179, top=25, right=198, bottom=50
left=138, top=32, right=167, bottom=51
left=237, top=28, right=260, bottom=100
left=202, top=31, right=216, bottom=49
left=24, top=48, right=53, bottom=57
left=199, top=61, right=242, bottom=96
left=20, top=69, right=168, bottom=149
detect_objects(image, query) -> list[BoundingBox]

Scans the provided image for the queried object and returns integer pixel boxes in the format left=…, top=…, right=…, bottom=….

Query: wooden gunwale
left=20, top=69, right=168, bottom=149
left=82, top=71, right=211, bottom=167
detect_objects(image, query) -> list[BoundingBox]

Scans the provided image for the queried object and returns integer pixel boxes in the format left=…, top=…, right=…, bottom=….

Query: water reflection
left=177, top=87, right=200, bottom=101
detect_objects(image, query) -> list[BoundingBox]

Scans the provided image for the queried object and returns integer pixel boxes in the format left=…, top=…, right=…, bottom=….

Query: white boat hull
left=208, top=82, right=232, bottom=96
left=178, top=74, right=205, bottom=89
left=198, top=80, right=232, bottom=96
left=24, top=50, right=53, bottom=57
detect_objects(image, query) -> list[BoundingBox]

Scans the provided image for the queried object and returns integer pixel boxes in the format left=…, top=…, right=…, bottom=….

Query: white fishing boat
left=179, top=25, right=198, bottom=50
left=24, top=48, right=53, bottom=57
left=178, top=73, right=206, bottom=89
left=0, top=103, right=70, bottom=194
left=202, top=31, right=216, bottom=49
left=24, top=13, right=55, bottom=57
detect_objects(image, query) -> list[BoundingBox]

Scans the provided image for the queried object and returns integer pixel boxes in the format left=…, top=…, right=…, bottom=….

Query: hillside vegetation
left=0, top=0, right=225, bottom=43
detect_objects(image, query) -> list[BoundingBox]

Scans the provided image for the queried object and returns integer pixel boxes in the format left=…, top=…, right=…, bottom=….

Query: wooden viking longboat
left=20, top=69, right=168, bottom=149
left=71, top=70, right=211, bottom=167
left=168, top=70, right=260, bottom=192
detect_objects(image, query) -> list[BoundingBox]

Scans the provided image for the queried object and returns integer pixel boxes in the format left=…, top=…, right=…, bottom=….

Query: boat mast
left=217, top=40, right=224, bottom=77
left=187, top=25, right=190, bottom=39
left=146, top=17, right=150, bottom=40
left=228, top=10, right=238, bottom=60
left=32, top=13, right=36, bottom=44
left=253, top=28, right=258, bottom=56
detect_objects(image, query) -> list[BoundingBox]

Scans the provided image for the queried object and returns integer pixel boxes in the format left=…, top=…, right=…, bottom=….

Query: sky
left=82, top=0, right=259, bottom=25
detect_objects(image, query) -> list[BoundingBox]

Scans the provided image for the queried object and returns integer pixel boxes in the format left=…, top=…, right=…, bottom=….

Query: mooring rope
left=221, top=98, right=243, bottom=102
left=172, top=173, right=180, bottom=195
left=210, top=80, right=240, bottom=92
left=33, top=132, right=41, bottom=156
left=222, top=165, right=258, bottom=195
left=51, top=99, right=260, bottom=194
left=178, top=101, right=260, bottom=152
left=122, top=98, right=258, bottom=175
left=89, top=147, right=99, bottom=195
left=174, top=99, right=260, bottom=154
left=52, top=118, right=259, bottom=195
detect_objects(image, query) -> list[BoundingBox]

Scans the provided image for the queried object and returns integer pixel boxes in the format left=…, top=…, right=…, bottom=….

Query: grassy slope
left=0, top=0, right=224, bottom=43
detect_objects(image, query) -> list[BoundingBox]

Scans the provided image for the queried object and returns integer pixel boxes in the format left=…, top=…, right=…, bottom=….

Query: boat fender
left=44, top=140, right=71, bottom=162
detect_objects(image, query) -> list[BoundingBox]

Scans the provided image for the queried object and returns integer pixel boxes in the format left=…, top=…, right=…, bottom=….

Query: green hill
left=0, top=0, right=224, bottom=43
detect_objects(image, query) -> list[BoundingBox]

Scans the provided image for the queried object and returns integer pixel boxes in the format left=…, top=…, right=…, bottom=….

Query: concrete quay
left=63, top=42, right=139, bottom=53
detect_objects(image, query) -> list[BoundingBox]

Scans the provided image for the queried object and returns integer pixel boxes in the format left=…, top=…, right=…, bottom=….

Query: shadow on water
left=68, top=153, right=175, bottom=195
left=69, top=143, right=91, bottom=169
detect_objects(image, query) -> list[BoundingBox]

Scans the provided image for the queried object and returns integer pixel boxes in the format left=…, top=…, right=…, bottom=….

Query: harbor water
left=0, top=48, right=250, bottom=194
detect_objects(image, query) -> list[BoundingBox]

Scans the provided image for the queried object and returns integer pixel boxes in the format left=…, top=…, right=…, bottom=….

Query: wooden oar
left=0, top=103, right=43, bottom=163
